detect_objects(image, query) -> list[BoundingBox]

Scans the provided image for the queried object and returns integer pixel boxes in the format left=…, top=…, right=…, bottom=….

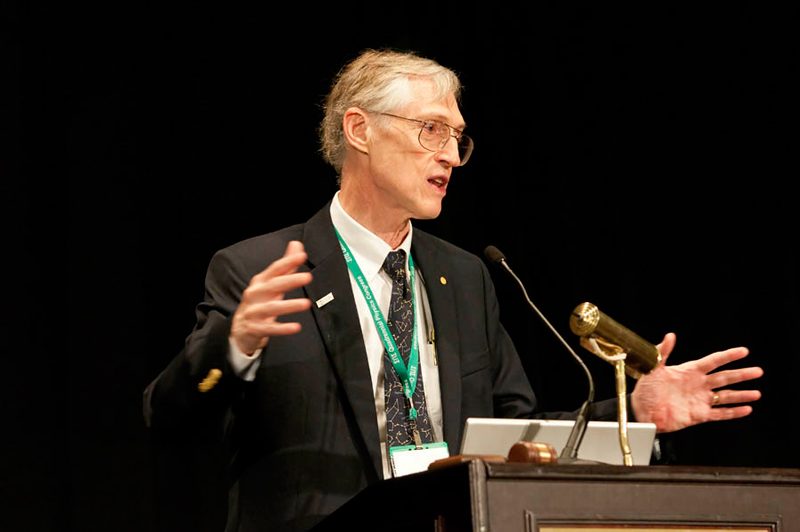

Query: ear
left=342, top=107, right=370, bottom=154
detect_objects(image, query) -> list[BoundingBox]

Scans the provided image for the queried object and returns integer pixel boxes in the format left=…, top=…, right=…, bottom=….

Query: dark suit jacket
left=145, top=203, right=615, bottom=531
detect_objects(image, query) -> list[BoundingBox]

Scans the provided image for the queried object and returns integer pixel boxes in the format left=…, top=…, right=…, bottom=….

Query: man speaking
left=145, top=49, right=762, bottom=531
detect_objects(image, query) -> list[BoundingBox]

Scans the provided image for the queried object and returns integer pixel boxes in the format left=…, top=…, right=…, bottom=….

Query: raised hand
left=230, top=240, right=313, bottom=355
left=631, top=333, right=763, bottom=433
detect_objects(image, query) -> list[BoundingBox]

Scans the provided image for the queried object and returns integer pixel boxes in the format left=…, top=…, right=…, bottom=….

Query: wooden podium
left=313, top=460, right=800, bottom=531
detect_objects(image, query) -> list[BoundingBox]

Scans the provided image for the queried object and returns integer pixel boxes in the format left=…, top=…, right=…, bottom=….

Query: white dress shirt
left=228, top=192, right=444, bottom=479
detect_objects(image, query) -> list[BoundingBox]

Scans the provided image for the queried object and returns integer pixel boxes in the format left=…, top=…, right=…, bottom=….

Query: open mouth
left=428, top=176, right=448, bottom=190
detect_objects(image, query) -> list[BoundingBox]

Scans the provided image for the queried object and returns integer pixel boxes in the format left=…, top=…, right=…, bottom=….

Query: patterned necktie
left=382, top=249, right=434, bottom=448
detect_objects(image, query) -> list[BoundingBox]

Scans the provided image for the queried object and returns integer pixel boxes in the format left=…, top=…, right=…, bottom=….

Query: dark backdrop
left=7, top=3, right=798, bottom=531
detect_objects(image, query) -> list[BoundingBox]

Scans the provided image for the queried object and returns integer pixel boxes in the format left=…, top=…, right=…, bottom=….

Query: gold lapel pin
left=439, top=276, right=447, bottom=285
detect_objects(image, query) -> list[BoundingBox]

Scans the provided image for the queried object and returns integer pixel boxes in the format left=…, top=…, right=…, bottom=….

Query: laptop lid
left=460, top=418, right=657, bottom=466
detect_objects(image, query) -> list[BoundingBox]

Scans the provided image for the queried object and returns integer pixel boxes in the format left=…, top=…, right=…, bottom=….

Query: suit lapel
left=411, top=232, right=463, bottom=452
left=301, top=205, right=383, bottom=481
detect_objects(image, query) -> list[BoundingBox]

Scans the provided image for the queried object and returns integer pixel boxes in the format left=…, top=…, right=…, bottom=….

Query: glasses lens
left=416, top=120, right=473, bottom=166
left=418, top=121, right=448, bottom=152
left=457, top=135, right=474, bottom=166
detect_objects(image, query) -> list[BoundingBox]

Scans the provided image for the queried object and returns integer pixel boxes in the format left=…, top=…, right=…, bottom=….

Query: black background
left=6, top=3, right=798, bottom=531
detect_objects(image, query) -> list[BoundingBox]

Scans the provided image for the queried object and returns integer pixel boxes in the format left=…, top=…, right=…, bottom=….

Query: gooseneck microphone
left=483, top=245, right=595, bottom=464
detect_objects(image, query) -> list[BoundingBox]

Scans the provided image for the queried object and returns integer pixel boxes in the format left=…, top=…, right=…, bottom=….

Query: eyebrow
left=451, top=120, right=467, bottom=131
left=426, top=114, right=467, bottom=131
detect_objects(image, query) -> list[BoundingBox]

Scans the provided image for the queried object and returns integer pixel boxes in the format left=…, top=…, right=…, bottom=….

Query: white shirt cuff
left=227, top=337, right=262, bottom=381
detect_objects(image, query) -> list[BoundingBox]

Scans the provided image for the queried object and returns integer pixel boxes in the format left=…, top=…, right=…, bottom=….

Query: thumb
left=656, top=332, right=676, bottom=365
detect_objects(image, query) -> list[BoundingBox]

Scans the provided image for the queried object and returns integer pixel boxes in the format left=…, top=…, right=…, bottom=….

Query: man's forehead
left=402, top=82, right=466, bottom=129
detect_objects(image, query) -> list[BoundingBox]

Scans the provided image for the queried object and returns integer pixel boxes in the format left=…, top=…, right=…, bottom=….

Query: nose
left=435, top=135, right=461, bottom=168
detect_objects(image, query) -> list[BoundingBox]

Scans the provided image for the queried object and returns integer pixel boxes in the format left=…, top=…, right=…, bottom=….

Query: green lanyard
left=333, top=227, right=421, bottom=420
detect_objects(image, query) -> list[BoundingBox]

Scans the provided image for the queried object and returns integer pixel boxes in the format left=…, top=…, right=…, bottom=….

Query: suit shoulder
left=413, top=228, right=487, bottom=270
left=212, top=223, right=306, bottom=275
left=224, top=224, right=305, bottom=254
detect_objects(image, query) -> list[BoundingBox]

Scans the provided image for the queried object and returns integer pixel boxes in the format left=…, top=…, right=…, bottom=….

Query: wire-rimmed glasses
left=378, top=113, right=474, bottom=166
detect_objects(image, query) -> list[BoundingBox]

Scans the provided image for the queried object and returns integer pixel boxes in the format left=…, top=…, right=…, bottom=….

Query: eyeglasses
left=378, top=113, right=474, bottom=166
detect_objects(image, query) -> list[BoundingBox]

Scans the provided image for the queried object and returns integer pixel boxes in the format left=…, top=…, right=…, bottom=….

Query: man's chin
left=411, top=202, right=443, bottom=221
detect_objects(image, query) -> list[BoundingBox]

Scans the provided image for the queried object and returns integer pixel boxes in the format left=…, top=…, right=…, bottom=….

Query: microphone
left=483, top=245, right=506, bottom=266
left=483, top=246, right=595, bottom=464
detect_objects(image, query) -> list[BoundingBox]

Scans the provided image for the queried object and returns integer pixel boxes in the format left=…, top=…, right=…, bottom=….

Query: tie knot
left=382, top=249, right=407, bottom=279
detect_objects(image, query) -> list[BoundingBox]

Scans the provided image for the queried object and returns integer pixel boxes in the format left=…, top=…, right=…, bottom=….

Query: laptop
left=460, top=418, right=657, bottom=466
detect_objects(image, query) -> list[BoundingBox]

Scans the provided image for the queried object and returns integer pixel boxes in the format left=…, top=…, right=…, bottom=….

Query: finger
left=284, top=240, right=305, bottom=256
left=241, top=298, right=312, bottom=320
left=713, top=389, right=762, bottom=406
left=231, top=318, right=302, bottom=353
left=262, top=272, right=314, bottom=295
left=248, top=321, right=304, bottom=337
left=656, top=332, right=676, bottom=364
left=256, top=252, right=308, bottom=281
left=253, top=244, right=308, bottom=282
left=707, top=366, right=764, bottom=389
left=244, top=272, right=313, bottom=301
left=695, top=346, right=750, bottom=374
left=707, top=405, right=753, bottom=422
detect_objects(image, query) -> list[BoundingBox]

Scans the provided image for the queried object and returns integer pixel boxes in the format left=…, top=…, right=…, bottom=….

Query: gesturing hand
left=631, top=333, right=763, bottom=433
left=230, top=240, right=313, bottom=355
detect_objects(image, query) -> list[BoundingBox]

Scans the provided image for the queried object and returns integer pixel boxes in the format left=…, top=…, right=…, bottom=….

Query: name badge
left=389, top=442, right=449, bottom=477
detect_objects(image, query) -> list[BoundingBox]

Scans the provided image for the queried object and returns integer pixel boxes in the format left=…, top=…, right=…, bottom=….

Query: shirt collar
left=330, top=192, right=412, bottom=283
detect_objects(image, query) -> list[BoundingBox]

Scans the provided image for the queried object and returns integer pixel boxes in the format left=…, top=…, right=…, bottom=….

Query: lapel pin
left=316, top=292, right=335, bottom=308
left=439, top=276, right=447, bottom=285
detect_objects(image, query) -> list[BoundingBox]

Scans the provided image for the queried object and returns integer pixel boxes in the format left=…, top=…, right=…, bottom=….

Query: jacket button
left=198, top=368, right=222, bottom=392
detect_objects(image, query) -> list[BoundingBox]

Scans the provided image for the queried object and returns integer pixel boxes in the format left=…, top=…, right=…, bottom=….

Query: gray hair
left=319, top=49, right=462, bottom=175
